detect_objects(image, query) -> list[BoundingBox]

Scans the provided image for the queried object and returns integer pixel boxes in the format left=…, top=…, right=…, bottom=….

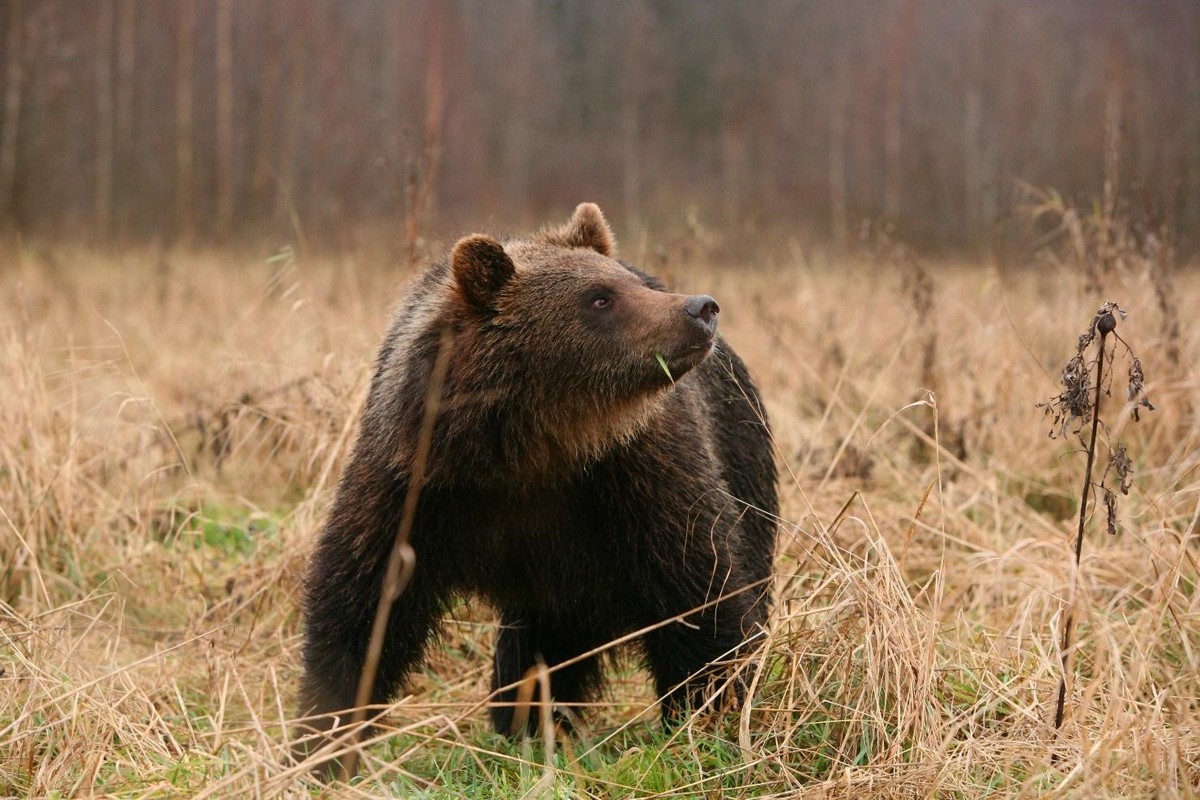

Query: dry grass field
left=2, top=237, right=1198, bottom=798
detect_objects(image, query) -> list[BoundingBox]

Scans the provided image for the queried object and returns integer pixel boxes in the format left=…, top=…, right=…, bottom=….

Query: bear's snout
left=684, top=295, right=720, bottom=334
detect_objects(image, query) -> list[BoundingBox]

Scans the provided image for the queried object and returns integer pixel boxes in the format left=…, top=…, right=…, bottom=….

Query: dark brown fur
left=295, top=204, right=777, bottom=773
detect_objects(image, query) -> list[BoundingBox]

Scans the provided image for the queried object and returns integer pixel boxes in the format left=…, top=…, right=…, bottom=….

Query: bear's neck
left=422, top=387, right=669, bottom=489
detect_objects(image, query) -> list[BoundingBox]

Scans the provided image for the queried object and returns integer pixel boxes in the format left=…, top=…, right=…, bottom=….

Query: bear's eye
left=590, top=294, right=612, bottom=309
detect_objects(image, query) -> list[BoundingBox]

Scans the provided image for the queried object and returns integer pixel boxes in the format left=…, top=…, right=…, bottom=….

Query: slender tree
left=115, top=0, right=135, bottom=237
left=215, top=0, right=234, bottom=239
left=175, top=0, right=195, bottom=242
left=95, top=0, right=114, bottom=240
left=0, top=0, right=23, bottom=224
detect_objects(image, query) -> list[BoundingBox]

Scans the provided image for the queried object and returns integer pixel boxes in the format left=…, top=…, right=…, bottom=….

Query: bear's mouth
left=657, top=339, right=714, bottom=382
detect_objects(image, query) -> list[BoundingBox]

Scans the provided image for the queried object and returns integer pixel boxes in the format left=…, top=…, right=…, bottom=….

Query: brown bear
left=295, top=203, right=777, bottom=772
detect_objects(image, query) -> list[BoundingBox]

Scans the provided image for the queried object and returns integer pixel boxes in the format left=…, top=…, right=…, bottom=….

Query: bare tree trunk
left=215, top=0, right=234, bottom=239
left=0, top=0, right=23, bottom=222
left=1100, top=30, right=1126, bottom=275
left=963, top=85, right=982, bottom=236
left=1190, top=12, right=1200, bottom=237
left=175, top=0, right=195, bottom=242
left=622, top=101, right=640, bottom=238
left=404, top=0, right=446, bottom=264
left=250, top=15, right=281, bottom=212
left=883, top=0, right=921, bottom=222
left=275, top=16, right=306, bottom=228
left=381, top=1, right=404, bottom=219
left=1100, top=85, right=1121, bottom=273
left=115, top=0, right=135, bottom=237
left=622, top=3, right=647, bottom=239
left=95, top=0, right=114, bottom=241
left=721, top=125, right=749, bottom=228
left=498, top=0, right=534, bottom=220
left=882, top=103, right=900, bottom=221
left=828, top=52, right=849, bottom=250
left=420, top=0, right=445, bottom=230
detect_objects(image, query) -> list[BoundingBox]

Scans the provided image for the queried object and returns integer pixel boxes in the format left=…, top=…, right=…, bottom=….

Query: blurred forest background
left=1, top=0, right=1198, bottom=255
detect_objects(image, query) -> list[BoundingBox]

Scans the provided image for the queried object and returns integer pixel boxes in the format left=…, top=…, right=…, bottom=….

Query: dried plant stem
left=341, top=327, right=454, bottom=777
left=1054, top=327, right=1108, bottom=733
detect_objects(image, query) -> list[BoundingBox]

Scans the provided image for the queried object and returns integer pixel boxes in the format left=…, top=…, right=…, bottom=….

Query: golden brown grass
left=2, top=240, right=1198, bottom=797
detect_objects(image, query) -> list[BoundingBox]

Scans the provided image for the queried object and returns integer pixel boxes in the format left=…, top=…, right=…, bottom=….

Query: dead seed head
left=1110, top=442, right=1133, bottom=496
left=1103, top=486, right=1119, bottom=536
left=1127, top=357, right=1154, bottom=421
left=1040, top=300, right=1152, bottom=439
left=1094, top=300, right=1124, bottom=336
left=1059, top=355, right=1092, bottom=421
left=1039, top=353, right=1092, bottom=437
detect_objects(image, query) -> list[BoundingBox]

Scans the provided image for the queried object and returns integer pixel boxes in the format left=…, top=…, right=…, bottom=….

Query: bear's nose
left=684, top=295, right=720, bottom=332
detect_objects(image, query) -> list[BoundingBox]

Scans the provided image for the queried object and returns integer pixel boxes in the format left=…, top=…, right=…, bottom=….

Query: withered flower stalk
left=1040, top=299, right=1152, bottom=745
left=1051, top=304, right=1116, bottom=732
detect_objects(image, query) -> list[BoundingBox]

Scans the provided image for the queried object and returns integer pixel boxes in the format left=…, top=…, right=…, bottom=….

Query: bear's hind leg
left=642, top=598, right=764, bottom=727
left=489, top=610, right=606, bottom=736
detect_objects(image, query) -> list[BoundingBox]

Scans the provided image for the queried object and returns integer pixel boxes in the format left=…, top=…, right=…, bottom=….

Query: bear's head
left=432, top=203, right=721, bottom=481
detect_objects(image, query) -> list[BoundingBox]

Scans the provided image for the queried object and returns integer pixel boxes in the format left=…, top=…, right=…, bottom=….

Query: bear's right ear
left=451, top=234, right=515, bottom=311
left=539, top=202, right=616, bottom=256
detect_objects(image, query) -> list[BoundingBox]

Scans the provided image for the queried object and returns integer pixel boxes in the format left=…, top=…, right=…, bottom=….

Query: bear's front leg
left=640, top=585, right=766, bottom=727
left=489, top=609, right=607, bottom=736
left=293, top=460, right=446, bottom=774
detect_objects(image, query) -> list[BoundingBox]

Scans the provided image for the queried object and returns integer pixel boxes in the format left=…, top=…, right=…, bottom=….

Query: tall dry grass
left=1, top=238, right=1198, bottom=797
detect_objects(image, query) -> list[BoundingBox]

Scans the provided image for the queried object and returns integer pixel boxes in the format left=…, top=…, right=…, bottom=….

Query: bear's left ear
left=541, top=202, right=616, bottom=257
left=451, top=234, right=515, bottom=312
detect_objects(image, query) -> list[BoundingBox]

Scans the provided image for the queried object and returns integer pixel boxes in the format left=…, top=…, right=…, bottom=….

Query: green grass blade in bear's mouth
left=655, top=352, right=675, bottom=385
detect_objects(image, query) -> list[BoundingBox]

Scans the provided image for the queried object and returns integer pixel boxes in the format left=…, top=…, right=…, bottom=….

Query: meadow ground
left=1, top=239, right=1198, bottom=798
